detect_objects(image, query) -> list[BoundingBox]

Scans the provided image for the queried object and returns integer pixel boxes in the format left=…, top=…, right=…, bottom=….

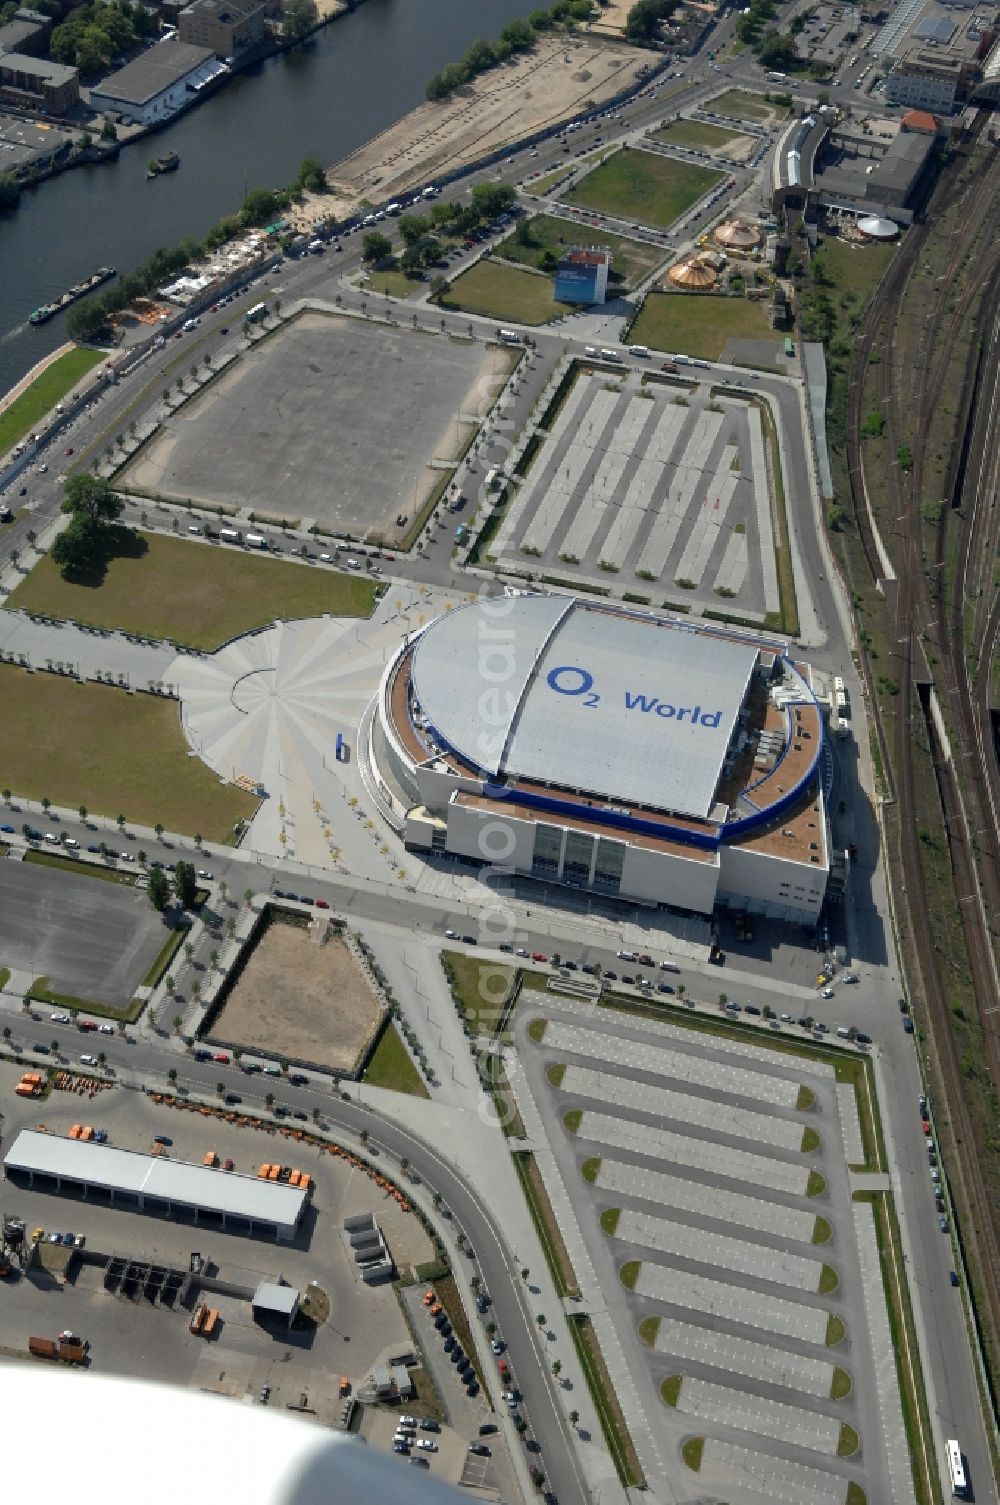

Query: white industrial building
left=366, top=596, right=832, bottom=927
left=88, top=38, right=227, bottom=125
left=4, top=1130, right=307, bottom=1242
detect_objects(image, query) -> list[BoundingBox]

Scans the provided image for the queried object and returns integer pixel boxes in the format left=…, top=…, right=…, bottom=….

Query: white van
left=629, top=344, right=649, bottom=357
left=600, top=347, right=621, bottom=362
left=836, top=1026, right=852, bottom=1039
left=63, top=837, right=79, bottom=849
left=584, top=345, right=599, bottom=357
left=219, top=527, right=240, bottom=542
left=245, top=533, right=267, bottom=549
left=44, top=832, right=60, bottom=845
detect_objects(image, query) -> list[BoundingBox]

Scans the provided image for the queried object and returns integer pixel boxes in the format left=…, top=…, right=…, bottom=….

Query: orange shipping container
left=257, top=1163, right=271, bottom=1178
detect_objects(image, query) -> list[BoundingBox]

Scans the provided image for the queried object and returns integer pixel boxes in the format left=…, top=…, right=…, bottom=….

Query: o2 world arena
left=367, top=595, right=831, bottom=925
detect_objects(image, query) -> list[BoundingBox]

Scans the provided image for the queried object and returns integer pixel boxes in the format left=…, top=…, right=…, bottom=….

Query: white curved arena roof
left=410, top=597, right=758, bottom=819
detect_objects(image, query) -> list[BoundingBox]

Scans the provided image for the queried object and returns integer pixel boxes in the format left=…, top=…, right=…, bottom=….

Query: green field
left=363, top=1021, right=429, bottom=1097
left=628, top=292, right=778, bottom=361
left=561, top=148, right=721, bottom=230
left=0, top=347, right=105, bottom=456
left=0, top=664, right=256, bottom=841
left=366, top=268, right=424, bottom=301
left=441, top=260, right=574, bottom=325
left=651, top=119, right=751, bottom=152
left=7, top=533, right=378, bottom=650
left=711, top=89, right=787, bottom=124
left=496, top=214, right=666, bottom=292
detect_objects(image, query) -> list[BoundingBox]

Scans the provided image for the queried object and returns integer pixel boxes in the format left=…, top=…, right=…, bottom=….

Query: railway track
left=843, top=130, right=1000, bottom=1392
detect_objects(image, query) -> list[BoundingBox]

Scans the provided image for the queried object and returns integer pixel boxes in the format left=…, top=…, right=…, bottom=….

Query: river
left=0, top=0, right=531, bottom=394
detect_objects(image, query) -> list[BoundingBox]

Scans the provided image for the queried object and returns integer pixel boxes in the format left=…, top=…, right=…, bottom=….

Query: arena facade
left=366, top=595, right=831, bottom=926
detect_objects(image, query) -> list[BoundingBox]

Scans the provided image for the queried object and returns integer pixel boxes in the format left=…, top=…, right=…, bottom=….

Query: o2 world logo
left=546, top=664, right=723, bottom=728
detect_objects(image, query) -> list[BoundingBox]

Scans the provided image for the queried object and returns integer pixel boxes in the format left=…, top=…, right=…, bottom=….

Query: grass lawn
left=362, top=1020, right=429, bottom=1097
left=561, top=147, right=721, bottom=230
left=0, top=347, right=105, bottom=457
left=441, top=949, right=513, bottom=1033
left=7, top=533, right=378, bottom=650
left=496, top=213, right=666, bottom=292
left=0, top=664, right=256, bottom=842
left=366, top=269, right=424, bottom=301
left=815, top=235, right=898, bottom=303
left=711, top=89, right=787, bottom=123
left=629, top=291, right=779, bottom=361
left=567, top=1314, right=644, bottom=1486
left=651, top=119, right=751, bottom=152
left=441, top=260, right=573, bottom=325
left=530, top=165, right=576, bottom=197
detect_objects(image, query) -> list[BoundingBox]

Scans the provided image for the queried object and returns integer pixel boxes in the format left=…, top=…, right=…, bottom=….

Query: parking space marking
left=747, top=404, right=780, bottom=614
left=653, top=1317, right=835, bottom=1397
left=544, top=995, right=833, bottom=1079
left=617, top=1207, right=824, bottom=1292
left=577, top=1111, right=811, bottom=1197
left=561, top=1065, right=804, bottom=1151
left=836, top=1083, right=864, bottom=1166
left=546, top=1019, right=801, bottom=1109
left=673, top=446, right=740, bottom=589
left=597, top=1158, right=816, bottom=1243
left=634, top=1261, right=829, bottom=1345
left=677, top=1375, right=841, bottom=1454
left=705, top=1438, right=850, bottom=1505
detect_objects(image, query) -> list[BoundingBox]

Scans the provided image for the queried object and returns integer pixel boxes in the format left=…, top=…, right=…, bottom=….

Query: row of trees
left=65, top=170, right=320, bottom=342
left=424, top=1, right=593, bottom=102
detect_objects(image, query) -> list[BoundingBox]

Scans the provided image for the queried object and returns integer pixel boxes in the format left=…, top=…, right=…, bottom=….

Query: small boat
left=147, top=151, right=180, bottom=178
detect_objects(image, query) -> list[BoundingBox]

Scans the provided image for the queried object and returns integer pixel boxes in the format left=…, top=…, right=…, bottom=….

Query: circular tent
left=857, top=214, right=899, bottom=241
left=714, top=218, right=760, bottom=250
left=667, top=257, right=717, bottom=289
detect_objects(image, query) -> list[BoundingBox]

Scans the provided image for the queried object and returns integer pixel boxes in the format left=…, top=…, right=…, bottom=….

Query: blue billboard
left=554, top=258, right=603, bottom=304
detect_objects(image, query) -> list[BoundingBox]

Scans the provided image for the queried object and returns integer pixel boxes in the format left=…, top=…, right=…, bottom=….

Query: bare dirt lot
left=287, top=37, right=658, bottom=231
left=215, top=918, right=383, bottom=1073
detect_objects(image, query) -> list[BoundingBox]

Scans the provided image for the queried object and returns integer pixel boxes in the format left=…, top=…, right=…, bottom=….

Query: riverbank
left=285, top=35, right=659, bottom=233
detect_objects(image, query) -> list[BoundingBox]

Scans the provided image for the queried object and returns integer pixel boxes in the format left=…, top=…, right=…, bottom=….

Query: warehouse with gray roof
left=4, top=1130, right=307, bottom=1241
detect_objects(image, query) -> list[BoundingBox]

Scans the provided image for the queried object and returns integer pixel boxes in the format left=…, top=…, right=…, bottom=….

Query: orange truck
left=28, top=1336, right=58, bottom=1359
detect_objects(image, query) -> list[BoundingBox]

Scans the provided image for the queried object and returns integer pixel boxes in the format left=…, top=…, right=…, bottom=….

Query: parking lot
left=124, top=313, right=511, bottom=541
left=0, top=856, right=168, bottom=1007
left=516, top=998, right=891, bottom=1503
left=0, top=1067, right=430, bottom=1423
left=492, top=368, right=779, bottom=617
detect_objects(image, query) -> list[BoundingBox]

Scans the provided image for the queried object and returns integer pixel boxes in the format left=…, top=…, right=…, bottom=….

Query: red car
left=79, top=1020, right=97, bottom=1031
left=315, top=898, right=330, bottom=909
left=213, top=1052, right=230, bottom=1064
left=531, top=951, right=547, bottom=963
left=64, top=446, right=74, bottom=456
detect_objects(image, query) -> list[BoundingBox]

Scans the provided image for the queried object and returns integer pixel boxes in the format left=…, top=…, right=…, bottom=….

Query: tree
left=294, top=157, right=326, bottom=194
left=147, top=866, right=170, bottom=912
left=26, top=529, right=36, bottom=548
left=154, top=822, right=164, bottom=841
left=22, top=823, right=33, bottom=841
left=359, top=1128, right=369, bottom=1145
left=626, top=0, right=676, bottom=42
left=520, top=1267, right=529, bottom=1282
left=399, top=213, right=430, bottom=246
left=41, top=797, right=51, bottom=814
left=283, top=0, right=317, bottom=38
left=219, top=879, right=228, bottom=904
left=116, top=814, right=126, bottom=832
left=536, top=1314, right=546, bottom=1327
left=78, top=804, right=88, bottom=822
left=362, top=231, right=392, bottom=264
left=165, top=975, right=175, bottom=996
left=173, top=860, right=197, bottom=909
left=52, top=1039, right=60, bottom=1054
left=244, top=888, right=254, bottom=906
left=216, top=1081, right=225, bottom=1096
left=756, top=28, right=799, bottom=69
left=569, top=1410, right=579, bottom=1426
left=168, top=1067, right=177, bottom=1084
left=0, top=171, right=20, bottom=211
left=193, top=833, right=202, bottom=849
left=172, top=1014, right=183, bottom=1034
left=62, top=472, right=122, bottom=527
left=470, top=182, right=516, bottom=221
left=209, top=948, right=220, bottom=971
left=265, top=1092, right=275, bottom=1108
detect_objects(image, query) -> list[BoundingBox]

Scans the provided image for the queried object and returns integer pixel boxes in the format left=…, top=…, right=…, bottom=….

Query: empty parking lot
left=0, top=858, right=168, bottom=1006
left=517, top=999, right=896, bottom=1504
left=124, top=313, right=511, bottom=542
left=492, top=369, right=779, bottom=616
